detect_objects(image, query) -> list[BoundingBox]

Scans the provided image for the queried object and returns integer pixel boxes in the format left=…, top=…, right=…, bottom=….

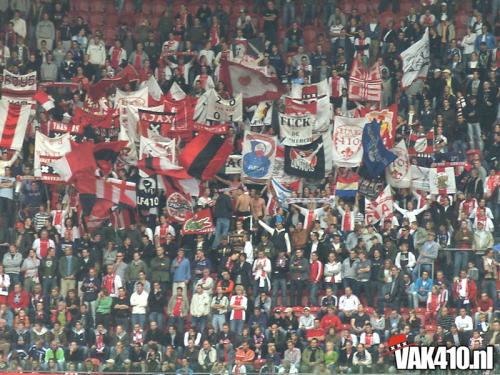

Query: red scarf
left=365, top=333, right=372, bottom=345
left=210, top=24, right=220, bottom=47
left=173, top=296, right=183, bottom=317
left=53, top=210, right=63, bottom=226
left=134, top=53, right=142, bottom=69
left=159, top=224, right=168, bottom=243
left=199, top=74, right=208, bottom=88
left=111, top=47, right=121, bottom=69
left=233, top=296, right=243, bottom=320
left=343, top=209, right=351, bottom=232
left=104, top=274, right=115, bottom=294
left=96, top=332, right=105, bottom=352
left=331, top=76, right=341, bottom=98
left=39, top=239, right=49, bottom=258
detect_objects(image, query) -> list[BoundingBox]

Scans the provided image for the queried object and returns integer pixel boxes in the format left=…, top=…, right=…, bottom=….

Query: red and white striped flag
left=136, top=156, right=191, bottom=179
left=348, top=59, right=382, bottom=102
left=95, top=177, right=137, bottom=207
left=33, top=90, right=55, bottom=111
left=0, top=100, right=31, bottom=150
left=50, top=142, right=96, bottom=182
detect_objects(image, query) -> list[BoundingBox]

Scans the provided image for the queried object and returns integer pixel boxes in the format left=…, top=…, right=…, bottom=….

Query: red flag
left=95, top=177, right=136, bottom=207
left=136, top=157, right=192, bottom=179
left=219, top=59, right=285, bottom=105
left=87, top=65, right=140, bottom=101
left=0, top=100, right=31, bottom=150
left=348, top=59, right=382, bottom=102
left=181, top=208, right=215, bottom=235
left=50, top=142, right=97, bottom=182
left=82, top=198, right=113, bottom=232
left=33, top=90, right=55, bottom=111
left=72, top=107, right=115, bottom=128
left=179, top=130, right=233, bottom=180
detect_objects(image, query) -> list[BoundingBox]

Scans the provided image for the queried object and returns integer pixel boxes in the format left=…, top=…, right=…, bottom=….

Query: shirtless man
left=250, top=189, right=266, bottom=221
left=235, top=191, right=251, bottom=216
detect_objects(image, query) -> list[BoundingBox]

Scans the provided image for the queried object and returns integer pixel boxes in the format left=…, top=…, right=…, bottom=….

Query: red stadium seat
left=75, top=0, right=89, bottom=12
left=425, top=324, right=437, bottom=333
left=365, top=307, right=375, bottom=315
left=90, top=0, right=105, bottom=13
left=415, top=307, right=426, bottom=314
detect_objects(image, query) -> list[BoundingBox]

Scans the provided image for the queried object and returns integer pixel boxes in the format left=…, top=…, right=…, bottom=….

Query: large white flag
left=401, top=28, right=430, bottom=88
left=34, top=132, right=72, bottom=183
left=0, top=100, right=31, bottom=150
left=429, top=167, right=456, bottom=195
left=290, top=79, right=330, bottom=99
left=331, top=116, right=365, bottom=167
left=279, top=112, right=314, bottom=146
left=205, top=89, right=243, bottom=122
left=385, top=140, right=412, bottom=188
left=365, top=185, right=394, bottom=225
left=139, top=135, right=176, bottom=161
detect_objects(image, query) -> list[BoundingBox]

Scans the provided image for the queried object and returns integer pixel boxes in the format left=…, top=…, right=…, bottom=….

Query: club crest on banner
left=242, top=132, right=276, bottom=183
left=332, top=117, right=365, bottom=167
left=166, top=192, right=193, bottom=222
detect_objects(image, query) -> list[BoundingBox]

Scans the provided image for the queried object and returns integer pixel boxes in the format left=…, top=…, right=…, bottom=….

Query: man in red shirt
left=309, top=252, right=323, bottom=306
left=7, top=283, right=29, bottom=312
left=474, top=292, right=493, bottom=323
left=306, top=318, right=326, bottom=342
left=320, top=306, right=343, bottom=332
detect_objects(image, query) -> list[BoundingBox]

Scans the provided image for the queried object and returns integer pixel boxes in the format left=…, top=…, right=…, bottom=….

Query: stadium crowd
left=0, top=0, right=499, bottom=374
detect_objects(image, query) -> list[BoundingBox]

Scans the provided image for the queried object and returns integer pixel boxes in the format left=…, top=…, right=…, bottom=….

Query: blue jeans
left=230, top=319, right=244, bottom=335
left=192, top=316, right=207, bottom=333
left=149, top=312, right=165, bottom=330
left=212, top=314, right=226, bottom=333
left=482, top=279, right=497, bottom=302
left=310, top=282, right=320, bottom=306
left=271, top=278, right=287, bottom=307
left=282, top=2, right=296, bottom=27
left=42, top=276, right=57, bottom=296
left=453, top=251, right=469, bottom=277
left=212, top=218, right=230, bottom=249
left=131, top=313, right=146, bottom=329
left=467, top=122, right=483, bottom=151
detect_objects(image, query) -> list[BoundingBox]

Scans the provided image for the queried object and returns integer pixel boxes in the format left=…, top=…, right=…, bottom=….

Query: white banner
left=401, top=28, right=430, bottom=88
left=429, top=167, right=456, bottom=195
left=250, top=101, right=273, bottom=127
left=206, top=89, right=243, bottom=122
left=385, top=140, right=412, bottom=188
left=332, top=116, right=365, bottom=167
left=411, top=165, right=431, bottom=191
left=365, top=185, right=394, bottom=225
left=115, top=87, right=149, bottom=144
left=290, top=79, right=330, bottom=99
left=1, top=70, right=37, bottom=103
left=34, top=132, right=72, bottom=183
left=139, top=135, right=176, bottom=162
left=224, top=155, right=242, bottom=174
left=279, top=112, right=314, bottom=146
left=242, top=132, right=277, bottom=184
left=123, top=103, right=163, bottom=144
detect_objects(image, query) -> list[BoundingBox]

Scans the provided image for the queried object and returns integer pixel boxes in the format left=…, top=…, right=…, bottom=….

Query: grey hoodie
left=3, top=252, right=23, bottom=274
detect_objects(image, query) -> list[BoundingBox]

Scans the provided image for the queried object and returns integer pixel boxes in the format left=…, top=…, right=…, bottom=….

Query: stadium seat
left=425, top=324, right=437, bottom=333
left=365, top=306, right=375, bottom=315
left=90, top=0, right=105, bottom=13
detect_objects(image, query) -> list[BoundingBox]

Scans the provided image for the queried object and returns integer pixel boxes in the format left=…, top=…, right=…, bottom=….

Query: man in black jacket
left=212, top=190, right=233, bottom=250
left=381, top=266, right=405, bottom=310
